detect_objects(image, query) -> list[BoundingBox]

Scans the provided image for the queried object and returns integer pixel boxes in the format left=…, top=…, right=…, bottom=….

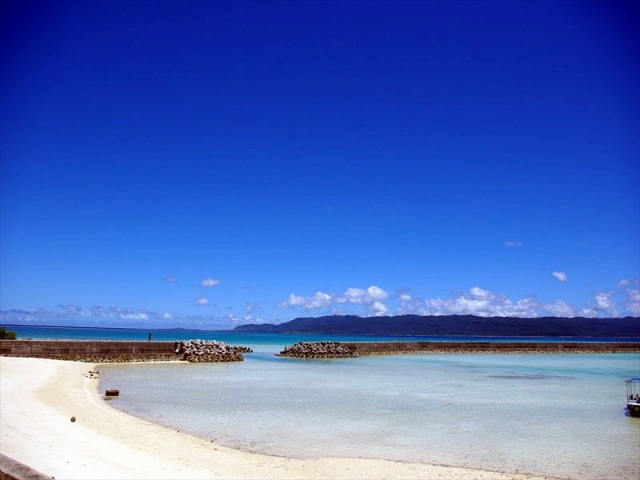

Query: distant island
left=234, top=314, right=640, bottom=337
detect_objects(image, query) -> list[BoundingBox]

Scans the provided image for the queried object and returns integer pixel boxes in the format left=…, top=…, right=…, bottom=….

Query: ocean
left=5, top=325, right=640, bottom=479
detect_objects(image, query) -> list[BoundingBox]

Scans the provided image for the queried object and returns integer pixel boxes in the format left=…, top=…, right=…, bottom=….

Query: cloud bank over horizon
left=278, top=279, right=640, bottom=320
left=3, top=279, right=638, bottom=329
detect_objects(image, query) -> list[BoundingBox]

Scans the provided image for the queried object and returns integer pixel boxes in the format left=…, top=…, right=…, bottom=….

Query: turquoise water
left=100, top=341, right=639, bottom=479
left=5, top=325, right=640, bottom=478
left=4, top=324, right=638, bottom=344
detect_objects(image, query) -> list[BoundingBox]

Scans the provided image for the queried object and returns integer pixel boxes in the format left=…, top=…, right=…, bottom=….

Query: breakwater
left=277, top=341, right=640, bottom=358
left=0, top=340, right=251, bottom=363
left=277, top=341, right=358, bottom=358
left=175, top=340, right=252, bottom=362
left=2, top=339, right=638, bottom=362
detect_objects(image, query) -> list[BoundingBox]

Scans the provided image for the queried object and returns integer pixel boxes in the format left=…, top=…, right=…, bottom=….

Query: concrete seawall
left=0, top=340, right=178, bottom=363
left=0, top=340, right=252, bottom=363
left=2, top=340, right=639, bottom=362
left=278, top=341, right=640, bottom=358
left=344, top=341, right=640, bottom=355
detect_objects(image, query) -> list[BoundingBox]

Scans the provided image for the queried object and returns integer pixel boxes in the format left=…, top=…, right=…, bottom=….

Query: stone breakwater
left=277, top=341, right=358, bottom=358
left=276, top=341, right=640, bottom=358
left=174, top=340, right=252, bottom=362
left=0, top=340, right=251, bottom=363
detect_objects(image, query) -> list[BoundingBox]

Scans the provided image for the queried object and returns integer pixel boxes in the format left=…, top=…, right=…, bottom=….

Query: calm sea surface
left=5, top=325, right=640, bottom=479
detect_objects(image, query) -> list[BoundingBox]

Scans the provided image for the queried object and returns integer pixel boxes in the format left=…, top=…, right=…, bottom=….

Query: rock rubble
left=277, top=341, right=358, bottom=358
left=174, top=340, right=252, bottom=362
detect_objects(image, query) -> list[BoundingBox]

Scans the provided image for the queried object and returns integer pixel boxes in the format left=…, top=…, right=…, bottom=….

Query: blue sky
left=1, top=0, right=639, bottom=329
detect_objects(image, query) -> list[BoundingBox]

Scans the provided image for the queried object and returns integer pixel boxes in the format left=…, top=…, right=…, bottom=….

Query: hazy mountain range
left=234, top=315, right=640, bottom=337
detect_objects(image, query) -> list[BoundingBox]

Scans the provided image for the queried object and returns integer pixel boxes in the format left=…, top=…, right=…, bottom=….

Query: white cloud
left=337, top=286, right=390, bottom=315
left=367, top=286, right=389, bottom=302
left=424, top=290, right=502, bottom=317
left=201, top=278, right=220, bottom=287
left=279, top=294, right=307, bottom=307
left=541, top=299, right=576, bottom=317
left=60, top=304, right=86, bottom=315
left=624, top=288, right=640, bottom=315
left=278, top=285, right=606, bottom=318
left=1, top=305, right=254, bottom=330
left=164, top=276, right=177, bottom=283
left=223, top=313, right=265, bottom=325
left=91, top=306, right=110, bottom=317
left=338, top=287, right=366, bottom=304
left=469, top=287, right=496, bottom=300
left=307, top=291, right=333, bottom=309
left=552, top=271, right=567, bottom=282
left=617, top=279, right=640, bottom=316
left=504, top=241, right=523, bottom=248
left=277, top=285, right=389, bottom=315
left=337, top=286, right=389, bottom=305
left=397, top=295, right=429, bottom=316
left=277, top=291, right=333, bottom=310
left=580, top=291, right=618, bottom=318
left=3, top=277, right=639, bottom=333
left=595, top=292, right=617, bottom=313
left=395, top=281, right=638, bottom=318
left=120, top=312, right=150, bottom=321
left=398, top=287, right=560, bottom=318
left=371, top=301, right=389, bottom=316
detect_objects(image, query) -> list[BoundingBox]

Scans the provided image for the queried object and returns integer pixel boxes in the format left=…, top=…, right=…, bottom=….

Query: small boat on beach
left=625, top=378, right=640, bottom=417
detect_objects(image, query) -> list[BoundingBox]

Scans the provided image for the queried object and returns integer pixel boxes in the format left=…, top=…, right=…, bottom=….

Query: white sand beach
left=0, top=356, right=558, bottom=480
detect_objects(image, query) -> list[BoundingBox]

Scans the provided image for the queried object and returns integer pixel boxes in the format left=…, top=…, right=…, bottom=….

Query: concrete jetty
left=277, top=340, right=640, bottom=358
left=0, top=340, right=251, bottom=363
left=2, top=339, right=638, bottom=362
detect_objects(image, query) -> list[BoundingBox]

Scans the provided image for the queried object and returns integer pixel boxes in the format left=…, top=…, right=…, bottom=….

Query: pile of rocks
left=174, top=340, right=252, bottom=362
left=277, top=341, right=358, bottom=358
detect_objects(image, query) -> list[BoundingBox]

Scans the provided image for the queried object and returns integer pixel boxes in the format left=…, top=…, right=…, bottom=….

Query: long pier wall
left=0, top=340, right=178, bottom=363
left=344, top=341, right=640, bottom=355
left=0, top=340, right=252, bottom=363
left=278, top=341, right=640, bottom=358
left=2, top=340, right=639, bottom=362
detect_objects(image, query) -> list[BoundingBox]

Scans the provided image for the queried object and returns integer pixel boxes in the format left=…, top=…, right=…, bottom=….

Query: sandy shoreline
left=0, top=357, right=560, bottom=480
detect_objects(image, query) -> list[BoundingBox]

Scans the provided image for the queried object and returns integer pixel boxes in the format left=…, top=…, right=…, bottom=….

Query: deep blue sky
left=1, top=0, right=639, bottom=328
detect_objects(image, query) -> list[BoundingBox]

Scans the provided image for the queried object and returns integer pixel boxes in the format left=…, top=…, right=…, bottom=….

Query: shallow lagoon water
left=100, top=342, right=640, bottom=480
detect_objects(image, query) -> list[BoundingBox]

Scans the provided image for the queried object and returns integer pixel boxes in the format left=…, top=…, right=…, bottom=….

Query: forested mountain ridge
left=233, top=314, right=640, bottom=337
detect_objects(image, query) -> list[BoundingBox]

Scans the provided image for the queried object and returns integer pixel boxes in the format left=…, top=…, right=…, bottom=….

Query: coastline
left=2, top=339, right=638, bottom=364
left=0, top=356, right=562, bottom=480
